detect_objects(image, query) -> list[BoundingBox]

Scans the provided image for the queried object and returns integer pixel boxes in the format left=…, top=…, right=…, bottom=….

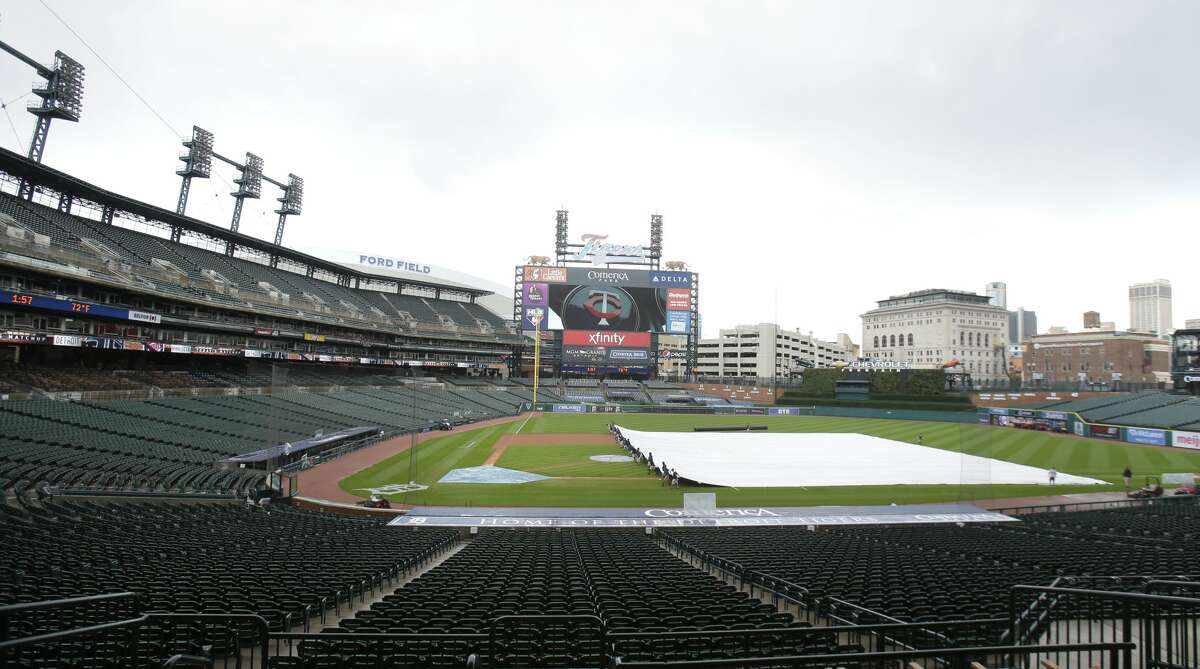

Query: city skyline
left=1, top=2, right=1197, bottom=340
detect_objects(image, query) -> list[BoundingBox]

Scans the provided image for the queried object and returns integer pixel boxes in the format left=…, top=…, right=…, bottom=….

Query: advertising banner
left=1042, top=411, right=1069, bottom=421
left=522, top=283, right=549, bottom=307
left=1073, top=421, right=1085, bottom=437
left=769, top=407, right=802, bottom=416
left=552, top=404, right=587, bottom=413
left=666, top=310, right=691, bottom=334
left=562, top=330, right=651, bottom=347
left=562, top=330, right=652, bottom=368
left=127, top=310, right=161, bottom=325
left=0, top=331, right=47, bottom=344
left=1125, top=427, right=1168, bottom=447
left=523, top=266, right=568, bottom=283
left=666, top=288, right=691, bottom=310
left=649, top=271, right=693, bottom=286
left=51, top=335, right=81, bottom=347
left=1090, top=425, right=1120, bottom=440
left=521, top=307, right=548, bottom=330
left=1172, top=431, right=1200, bottom=450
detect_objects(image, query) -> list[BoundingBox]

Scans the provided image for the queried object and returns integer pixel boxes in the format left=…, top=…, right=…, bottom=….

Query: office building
left=860, top=288, right=1008, bottom=384
left=985, top=282, right=1007, bottom=309
left=1129, top=279, right=1173, bottom=336
left=1007, top=307, right=1037, bottom=344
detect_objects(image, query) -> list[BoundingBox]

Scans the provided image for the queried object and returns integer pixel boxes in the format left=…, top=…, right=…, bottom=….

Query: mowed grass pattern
left=339, top=413, right=1200, bottom=508
left=497, top=444, right=645, bottom=478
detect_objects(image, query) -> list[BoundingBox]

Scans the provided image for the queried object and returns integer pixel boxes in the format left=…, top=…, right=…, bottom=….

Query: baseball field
left=338, top=413, right=1200, bottom=508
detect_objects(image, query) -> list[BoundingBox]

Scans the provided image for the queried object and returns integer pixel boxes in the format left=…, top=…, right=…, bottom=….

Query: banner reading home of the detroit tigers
left=389, top=503, right=1016, bottom=528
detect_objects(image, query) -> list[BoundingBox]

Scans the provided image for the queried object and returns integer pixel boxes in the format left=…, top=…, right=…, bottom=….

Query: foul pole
left=531, top=312, right=542, bottom=405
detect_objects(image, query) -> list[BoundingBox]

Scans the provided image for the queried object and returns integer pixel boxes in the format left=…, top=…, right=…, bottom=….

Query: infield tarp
left=615, top=426, right=1106, bottom=488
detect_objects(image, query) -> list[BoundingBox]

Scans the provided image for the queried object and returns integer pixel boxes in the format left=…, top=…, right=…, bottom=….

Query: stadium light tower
left=554, top=209, right=569, bottom=265
left=225, top=152, right=263, bottom=254
left=0, top=40, right=85, bottom=197
left=174, top=126, right=214, bottom=220
left=649, top=214, right=663, bottom=270
left=273, top=173, right=304, bottom=246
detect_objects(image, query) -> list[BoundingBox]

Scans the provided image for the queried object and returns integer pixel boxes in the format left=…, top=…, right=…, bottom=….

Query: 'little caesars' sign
left=572, top=234, right=645, bottom=265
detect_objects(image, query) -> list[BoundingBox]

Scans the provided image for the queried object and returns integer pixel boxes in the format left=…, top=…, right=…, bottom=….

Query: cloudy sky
left=1, top=1, right=1197, bottom=340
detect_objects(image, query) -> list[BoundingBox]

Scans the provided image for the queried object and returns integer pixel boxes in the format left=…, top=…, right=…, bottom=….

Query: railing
left=608, top=641, right=1136, bottom=669
left=992, top=494, right=1200, bottom=517
left=0, top=600, right=1162, bottom=669
left=0, top=592, right=140, bottom=642
left=0, top=610, right=270, bottom=669
left=490, top=614, right=606, bottom=669
left=1009, top=585, right=1200, bottom=669
left=608, top=618, right=1007, bottom=664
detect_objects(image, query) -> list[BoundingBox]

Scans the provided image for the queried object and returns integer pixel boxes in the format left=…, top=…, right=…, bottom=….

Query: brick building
left=1022, top=329, right=1171, bottom=387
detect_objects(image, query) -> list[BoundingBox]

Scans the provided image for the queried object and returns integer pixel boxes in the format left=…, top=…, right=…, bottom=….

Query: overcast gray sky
left=1, top=1, right=1197, bottom=340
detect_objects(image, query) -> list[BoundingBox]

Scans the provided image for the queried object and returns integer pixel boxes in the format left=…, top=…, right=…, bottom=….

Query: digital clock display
left=0, top=290, right=148, bottom=322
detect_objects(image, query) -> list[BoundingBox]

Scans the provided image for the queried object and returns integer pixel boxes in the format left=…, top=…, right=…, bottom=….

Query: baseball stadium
left=3, top=25, right=1200, bottom=669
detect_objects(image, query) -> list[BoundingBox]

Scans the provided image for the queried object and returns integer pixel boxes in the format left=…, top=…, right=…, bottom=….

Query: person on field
left=1048, top=467, right=1057, bottom=485
left=1123, top=467, right=1133, bottom=488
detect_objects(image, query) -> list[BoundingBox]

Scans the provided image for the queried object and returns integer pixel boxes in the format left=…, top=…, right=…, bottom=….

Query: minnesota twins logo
left=584, top=290, right=623, bottom=326
left=562, top=285, right=639, bottom=330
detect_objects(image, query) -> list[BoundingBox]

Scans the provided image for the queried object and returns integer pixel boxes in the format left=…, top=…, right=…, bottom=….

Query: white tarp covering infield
left=615, top=427, right=1107, bottom=488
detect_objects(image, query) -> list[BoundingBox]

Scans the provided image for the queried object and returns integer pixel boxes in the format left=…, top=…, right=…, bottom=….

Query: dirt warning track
left=295, top=413, right=531, bottom=504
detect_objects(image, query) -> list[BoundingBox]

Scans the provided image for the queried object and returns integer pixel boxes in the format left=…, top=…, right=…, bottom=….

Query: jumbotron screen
left=518, top=266, right=695, bottom=334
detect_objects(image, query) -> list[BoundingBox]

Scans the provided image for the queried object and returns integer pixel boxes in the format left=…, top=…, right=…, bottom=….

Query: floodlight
left=28, top=51, right=85, bottom=122
left=555, top=210, right=569, bottom=260
left=177, top=126, right=214, bottom=178
left=275, top=173, right=304, bottom=216
left=649, top=214, right=663, bottom=261
left=232, top=152, right=263, bottom=198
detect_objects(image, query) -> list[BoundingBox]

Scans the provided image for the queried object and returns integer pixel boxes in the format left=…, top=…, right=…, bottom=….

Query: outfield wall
left=977, top=407, right=1200, bottom=451
left=522, top=402, right=978, bottom=424
left=524, top=400, right=1199, bottom=447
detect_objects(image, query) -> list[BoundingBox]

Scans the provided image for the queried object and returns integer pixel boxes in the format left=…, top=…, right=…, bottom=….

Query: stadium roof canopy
left=0, top=146, right=492, bottom=299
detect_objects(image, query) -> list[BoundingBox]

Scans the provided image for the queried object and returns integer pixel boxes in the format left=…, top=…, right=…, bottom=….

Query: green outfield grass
left=337, top=413, right=1200, bottom=508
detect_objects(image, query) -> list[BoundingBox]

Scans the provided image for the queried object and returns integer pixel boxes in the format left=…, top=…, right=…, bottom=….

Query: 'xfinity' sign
left=571, top=234, right=645, bottom=265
